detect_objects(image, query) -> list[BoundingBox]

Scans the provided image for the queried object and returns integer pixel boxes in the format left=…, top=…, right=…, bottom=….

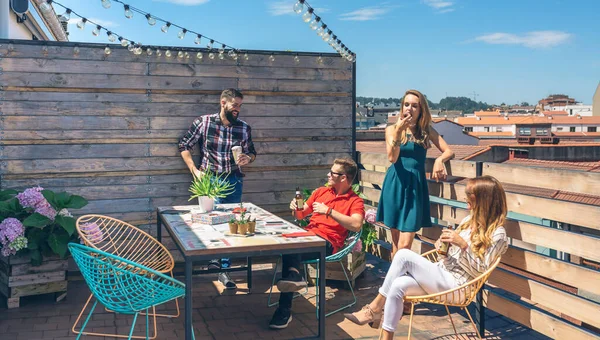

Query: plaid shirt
left=178, top=113, right=257, bottom=174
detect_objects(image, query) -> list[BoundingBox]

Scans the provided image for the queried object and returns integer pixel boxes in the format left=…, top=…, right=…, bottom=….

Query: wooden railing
left=357, top=151, right=600, bottom=340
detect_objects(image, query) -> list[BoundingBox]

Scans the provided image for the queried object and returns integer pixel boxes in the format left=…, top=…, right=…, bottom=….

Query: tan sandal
left=344, top=305, right=382, bottom=326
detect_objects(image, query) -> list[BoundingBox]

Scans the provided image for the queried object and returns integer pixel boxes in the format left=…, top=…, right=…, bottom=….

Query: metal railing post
left=475, top=161, right=485, bottom=336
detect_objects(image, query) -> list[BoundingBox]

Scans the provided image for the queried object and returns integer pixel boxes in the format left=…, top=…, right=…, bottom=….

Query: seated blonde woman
left=344, top=175, right=509, bottom=339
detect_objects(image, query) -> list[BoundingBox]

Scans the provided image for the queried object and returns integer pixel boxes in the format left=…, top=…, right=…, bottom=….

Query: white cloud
left=268, top=1, right=328, bottom=16
left=153, top=0, right=210, bottom=5
left=474, top=31, right=572, bottom=48
left=68, top=18, right=119, bottom=28
left=422, top=0, right=455, bottom=13
left=339, top=6, right=391, bottom=21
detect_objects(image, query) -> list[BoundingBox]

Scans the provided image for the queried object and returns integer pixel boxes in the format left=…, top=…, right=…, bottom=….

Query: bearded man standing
left=178, top=88, right=257, bottom=289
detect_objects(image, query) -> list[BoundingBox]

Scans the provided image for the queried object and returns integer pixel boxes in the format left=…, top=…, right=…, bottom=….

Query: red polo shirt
left=304, top=187, right=365, bottom=253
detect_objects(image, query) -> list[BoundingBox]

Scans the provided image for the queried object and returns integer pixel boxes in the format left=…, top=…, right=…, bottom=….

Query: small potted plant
left=247, top=215, right=256, bottom=234
left=228, top=218, right=238, bottom=235
left=237, top=204, right=249, bottom=234
left=188, top=170, right=235, bottom=213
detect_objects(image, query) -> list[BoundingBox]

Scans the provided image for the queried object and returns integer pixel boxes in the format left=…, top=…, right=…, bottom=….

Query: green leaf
left=0, top=197, right=23, bottom=214
left=41, top=190, right=57, bottom=209
left=66, top=195, right=88, bottom=209
left=54, top=192, right=71, bottom=209
left=0, top=189, right=18, bottom=201
left=55, top=215, right=76, bottom=236
left=23, top=213, right=52, bottom=228
left=26, top=229, right=45, bottom=250
left=30, top=249, right=42, bottom=266
left=47, top=232, right=69, bottom=258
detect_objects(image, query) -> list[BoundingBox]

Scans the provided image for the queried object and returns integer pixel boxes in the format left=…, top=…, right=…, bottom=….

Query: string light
left=106, top=31, right=117, bottom=42
left=177, top=29, right=187, bottom=40
left=145, top=14, right=156, bottom=26
left=73, top=45, right=80, bottom=55
left=156, top=49, right=162, bottom=56
left=92, top=25, right=101, bottom=36
left=196, top=52, right=203, bottom=60
left=194, top=34, right=202, bottom=45
left=59, top=9, right=71, bottom=22
left=123, top=4, right=133, bottom=19
left=161, top=22, right=171, bottom=33
left=101, top=0, right=111, bottom=9
left=76, top=18, right=87, bottom=30
left=165, top=49, right=172, bottom=57
left=269, top=54, right=275, bottom=62
left=146, top=47, right=153, bottom=56
left=104, top=46, right=111, bottom=55
left=292, top=0, right=355, bottom=62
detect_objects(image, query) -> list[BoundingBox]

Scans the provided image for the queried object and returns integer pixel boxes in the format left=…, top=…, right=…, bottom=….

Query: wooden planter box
left=0, top=254, right=68, bottom=308
left=307, top=251, right=366, bottom=288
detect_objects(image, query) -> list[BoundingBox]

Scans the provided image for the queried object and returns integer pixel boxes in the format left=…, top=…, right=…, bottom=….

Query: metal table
left=156, top=203, right=327, bottom=340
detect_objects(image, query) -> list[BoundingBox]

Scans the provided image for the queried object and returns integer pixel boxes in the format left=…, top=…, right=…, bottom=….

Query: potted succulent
left=228, top=217, right=238, bottom=235
left=247, top=215, right=256, bottom=234
left=188, top=170, right=235, bottom=213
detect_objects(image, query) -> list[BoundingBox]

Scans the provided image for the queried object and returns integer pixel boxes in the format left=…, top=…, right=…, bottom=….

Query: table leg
left=247, top=257, right=252, bottom=293
left=156, top=211, right=162, bottom=242
left=185, top=258, right=193, bottom=340
left=318, top=248, right=326, bottom=339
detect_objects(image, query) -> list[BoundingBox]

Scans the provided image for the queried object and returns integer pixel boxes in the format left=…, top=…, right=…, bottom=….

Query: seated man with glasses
left=269, top=158, right=365, bottom=329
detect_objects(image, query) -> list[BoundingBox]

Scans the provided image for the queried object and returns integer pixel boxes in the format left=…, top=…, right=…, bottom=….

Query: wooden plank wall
left=357, top=151, right=600, bottom=339
left=0, top=40, right=354, bottom=237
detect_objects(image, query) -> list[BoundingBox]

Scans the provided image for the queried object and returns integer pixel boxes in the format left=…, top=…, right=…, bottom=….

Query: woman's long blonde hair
left=399, top=89, right=432, bottom=149
left=456, top=176, right=507, bottom=259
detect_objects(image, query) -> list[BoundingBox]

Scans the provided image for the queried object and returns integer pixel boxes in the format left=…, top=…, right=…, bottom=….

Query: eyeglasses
left=328, top=171, right=345, bottom=177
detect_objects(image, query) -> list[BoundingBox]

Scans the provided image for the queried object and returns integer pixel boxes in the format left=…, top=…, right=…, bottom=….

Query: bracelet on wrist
left=326, top=207, right=333, bottom=217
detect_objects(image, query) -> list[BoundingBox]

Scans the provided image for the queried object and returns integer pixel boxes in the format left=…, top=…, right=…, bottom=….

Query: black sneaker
left=276, top=270, right=307, bottom=292
left=218, top=272, right=237, bottom=290
left=208, top=259, right=220, bottom=271
left=269, top=307, right=292, bottom=329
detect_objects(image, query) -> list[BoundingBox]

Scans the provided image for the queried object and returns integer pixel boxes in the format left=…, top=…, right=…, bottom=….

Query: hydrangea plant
left=0, top=187, right=88, bottom=265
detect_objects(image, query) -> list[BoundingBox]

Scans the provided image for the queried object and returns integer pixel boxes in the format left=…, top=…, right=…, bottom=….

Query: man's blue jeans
left=213, top=171, right=244, bottom=268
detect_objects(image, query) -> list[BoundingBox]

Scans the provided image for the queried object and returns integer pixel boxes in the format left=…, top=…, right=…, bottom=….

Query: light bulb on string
left=178, top=50, right=184, bottom=58
left=208, top=52, right=215, bottom=59
left=76, top=18, right=87, bottom=30
left=145, top=14, right=156, bottom=26
left=207, top=40, right=214, bottom=51
left=39, top=1, right=52, bottom=13
left=135, top=45, right=143, bottom=55
left=185, top=52, right=190, bottom=59
left=322, top=30, right=331, bottom=42
left=101, top=0, right=111, bottom=9
left=317, top=24, right=326, bottom=37
left=177, top=29, right=187, bottom=39
left=7, top=43, right=14, bottom=53
left=294, top=54, right=300, bottom=64
left=232, top=51, right=238, bottom=60
left=244, top=53, right=249, bottom=61
left=146, top=48, right=153, bottom=56
left=194, top=34, right=202, bottom=45
left=309, top=16, right=320, bottom=30
left=218, top=44, right=225, bottom=56
left=161, top=22, right=171, bottom=33
left=59, top=9, right=71, bottom=22
left=92, top=25, right=101, bottom=36
left=104, top=46, right=111, bottom=55
left=165, top=49, right=172, bottom=57
left=269, top=54, right=275, bottom=62
left=317, top=55, right=323, bottom=64
left=302, top=8, right=313, bottom=23
left=107, top=31, right=116, bottom=42
left=218, top=51, right=225, bottom=60
left=227, top=50, right=235, bottom=59
left=196, top=52, right=203, bottom=60
left=119, top=37, right=128, bottom=47
left=293, top=0, right=304, bottom=14
left=73, top=46, right=80, bottom=55
left=124, top=5, right=133, bottom=19
left=156, top=49, right=162, bottom=56
left=128, top=43, right=135, bottom=52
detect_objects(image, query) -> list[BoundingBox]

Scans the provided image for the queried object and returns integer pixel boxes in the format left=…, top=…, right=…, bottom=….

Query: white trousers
left=379, top=249, right=458, bottom=332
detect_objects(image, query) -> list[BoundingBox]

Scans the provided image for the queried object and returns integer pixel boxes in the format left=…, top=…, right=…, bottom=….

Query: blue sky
left=51, top=0, right=599, bottom=105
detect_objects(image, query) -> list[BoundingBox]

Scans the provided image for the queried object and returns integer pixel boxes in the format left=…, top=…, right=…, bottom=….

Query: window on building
left=589, top=127, right=597, bottom=132
left=570, top=127, right=576, bottom=132
left=519, top=127, right=531, bottom=136
left=557, top=127, right=563, bottom=131
left=536, top=128, right=548, bottom=136
left=484, top=127, right=490, bottom=132
left=496, top=127, right=503, bottom=132
left=464, top=127, right=473, bottom=132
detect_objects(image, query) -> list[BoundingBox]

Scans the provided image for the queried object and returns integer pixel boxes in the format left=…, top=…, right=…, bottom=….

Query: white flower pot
left=197, top=196, right=214, bottom=213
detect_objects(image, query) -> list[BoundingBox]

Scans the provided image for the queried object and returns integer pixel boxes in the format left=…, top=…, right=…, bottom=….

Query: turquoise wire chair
left=68, top=243, right=186, bottom=340
left=267, top=229, right=362, bottom=318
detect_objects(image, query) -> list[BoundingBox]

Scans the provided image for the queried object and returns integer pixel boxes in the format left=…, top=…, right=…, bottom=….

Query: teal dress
left=376, top=140, right=432, bottom=232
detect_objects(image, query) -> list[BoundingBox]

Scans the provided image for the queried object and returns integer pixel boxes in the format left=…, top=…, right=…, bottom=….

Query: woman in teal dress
left=377, top=89, right=454, bottom=258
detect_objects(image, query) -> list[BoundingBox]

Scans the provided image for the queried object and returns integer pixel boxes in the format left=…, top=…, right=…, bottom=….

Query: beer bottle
left=295, top=187, right=304, bottom=211
left=437, top=223, right=454, bottom=256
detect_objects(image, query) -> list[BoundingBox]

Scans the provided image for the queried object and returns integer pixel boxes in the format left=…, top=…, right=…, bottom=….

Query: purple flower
left=365, top=209, right=377, bottom=224
left=16, top=187, right=45, bottom=209
left=0, top=218, right=25, bottom=243
left=352, top=238, right=363, bottom=253
left=35, top=201, right=57, bottom=220
left=80, top=222, right=103, bottom=243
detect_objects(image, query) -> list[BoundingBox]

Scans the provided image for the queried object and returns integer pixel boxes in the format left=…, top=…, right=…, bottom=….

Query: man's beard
left=225, top=109, right=239, bottom=123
